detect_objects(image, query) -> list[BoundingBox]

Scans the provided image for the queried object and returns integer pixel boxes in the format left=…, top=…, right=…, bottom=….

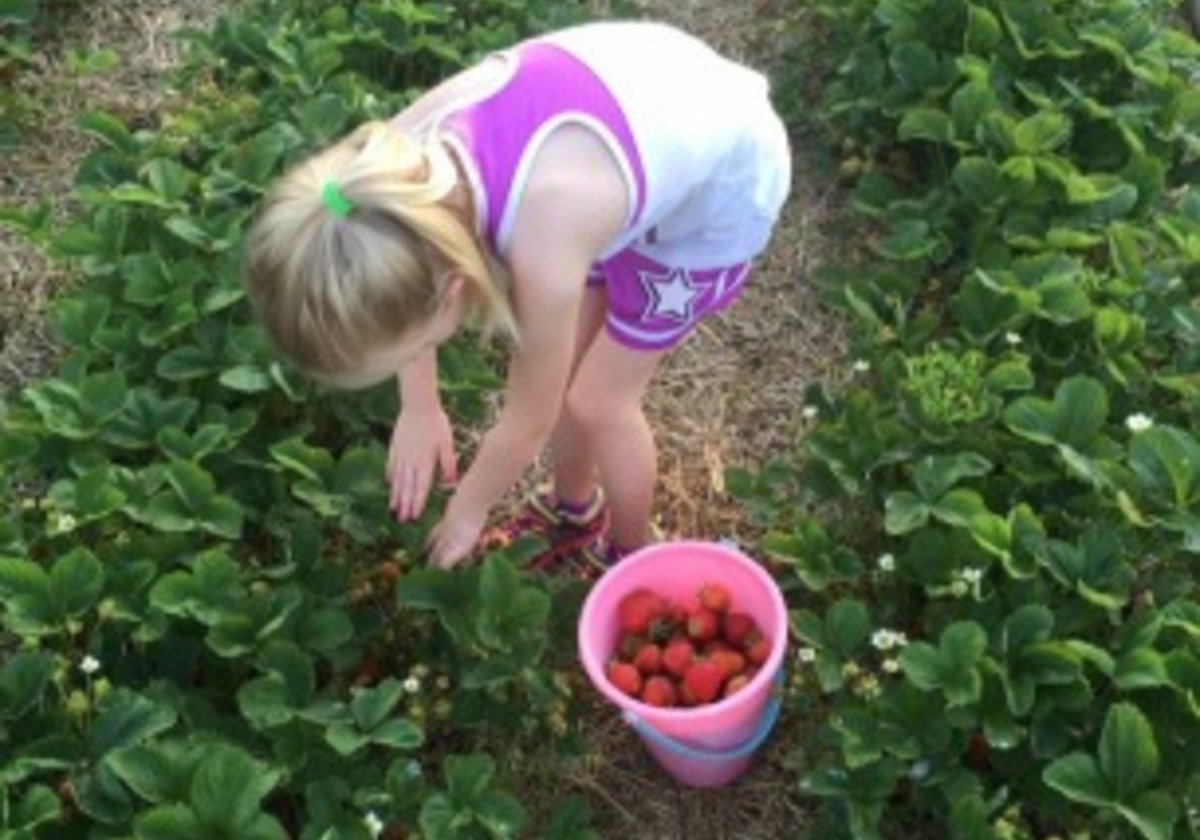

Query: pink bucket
left=578, top=540, right=788, bottom=788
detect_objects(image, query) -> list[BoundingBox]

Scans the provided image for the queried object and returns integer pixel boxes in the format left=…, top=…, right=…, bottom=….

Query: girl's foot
left=478, top=488, right=608, bottom=570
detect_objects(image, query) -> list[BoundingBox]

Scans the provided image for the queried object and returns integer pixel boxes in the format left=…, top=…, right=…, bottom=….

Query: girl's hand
left=427, top=496, right=487, bottom=569
left=388, top=407, right=458, bottom=522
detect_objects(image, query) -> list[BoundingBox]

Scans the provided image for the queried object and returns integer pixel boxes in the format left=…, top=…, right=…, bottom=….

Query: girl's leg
left=560, top=330, right=667, bottom=551
left=548, top=286, right=608, bottom=507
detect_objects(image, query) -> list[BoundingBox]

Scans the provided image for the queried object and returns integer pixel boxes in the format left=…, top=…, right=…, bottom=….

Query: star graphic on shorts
left=639, top=266, right=706, bottom=324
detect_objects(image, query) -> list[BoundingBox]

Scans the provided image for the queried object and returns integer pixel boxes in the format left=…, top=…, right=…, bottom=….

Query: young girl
left=245, top=20, right=791, bottom=572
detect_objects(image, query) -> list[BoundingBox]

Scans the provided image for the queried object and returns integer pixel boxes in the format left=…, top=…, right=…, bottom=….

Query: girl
left=245, top=20, right=792, bottom=572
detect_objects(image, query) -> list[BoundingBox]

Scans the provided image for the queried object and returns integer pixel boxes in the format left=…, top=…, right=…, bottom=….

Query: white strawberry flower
left=852, top=359, right=871, bottom=374
left=801, top=405, right=819, bottom=420
left=1126, top=413, right=1154, bottom=433
left=402, top=676, right=421, bottom=694
left=797, top=647, right=817, bottom=663
left=877, top=553, right=896, bottom=572
left=363, top=811, right=384, bottom=839
left=882, top=658, right=901, bottom=674
left=79, top=655, right=101, bottom=675
left=1004, top=331, right=1023, bottom=346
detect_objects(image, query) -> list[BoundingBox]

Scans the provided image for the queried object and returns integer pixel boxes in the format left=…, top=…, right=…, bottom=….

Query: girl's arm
left=427, top=125, right=629, bottom=566
left=389, top=348, right=458, bottom=521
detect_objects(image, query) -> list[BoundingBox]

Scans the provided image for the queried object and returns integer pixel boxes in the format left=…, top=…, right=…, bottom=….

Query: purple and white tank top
left=432, top=21, right=791, bottom=270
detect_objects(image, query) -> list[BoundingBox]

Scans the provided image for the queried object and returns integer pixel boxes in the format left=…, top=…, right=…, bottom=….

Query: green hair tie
left=321, top=181, right=356, bottom=218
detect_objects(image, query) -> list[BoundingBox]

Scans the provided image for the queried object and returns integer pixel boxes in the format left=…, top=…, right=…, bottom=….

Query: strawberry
left=697, top=581, right=732, bottom=613
left=606, top=661, right=642, bottom=697
left=683, top=660, right=726, bottom=705
left=722, top=612, right=758, bottom=647
left=632, top=642, right=663, bottom=675
left=686, top=607, right=720, bottom=643
left=708, top=649, right=747, bottom=679
left=617, top=588, right=667, bottom=636
left=966, top=732, right=989, bottom=769
left=745, top=631, right=771, bottom=667
left=641, top=675, right=678, bottom=707
left=703, top=639, right=733, bottom=656
left=724, top=674, right=751, bottom=698
left=616, top=633, right=644, bottom=661
left=662, top=637, right=695, bottom=678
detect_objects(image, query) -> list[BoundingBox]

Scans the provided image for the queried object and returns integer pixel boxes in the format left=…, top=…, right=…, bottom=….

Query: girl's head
left=244, top=121, right=514, bottom=388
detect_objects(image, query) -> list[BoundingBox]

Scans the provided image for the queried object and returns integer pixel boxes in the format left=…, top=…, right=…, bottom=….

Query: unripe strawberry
left=682, top=660, right=725, bottom=705
left=745, top=632, right=771, bottom=667
left=697, top=581, right=732, bottom=613
left=724, top=674, right=751, bottom=698
left=686, top=607, right=720, bottom=643
left=708, top=649, right=747, bottom=679
left=632, top=643, right=663, bottom=675
left=606, top=661, right=642, bottom=697
left=617, top=633, right=645, bottom=661
left=722, top=612, right=757, bottom=647
left=662, top=637, right=695, bottom=678
left=640, top=675, right=678, bottom=707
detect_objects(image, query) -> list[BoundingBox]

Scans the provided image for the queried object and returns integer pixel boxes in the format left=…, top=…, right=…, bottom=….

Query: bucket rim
left=578, top=539, right=788, bottom=726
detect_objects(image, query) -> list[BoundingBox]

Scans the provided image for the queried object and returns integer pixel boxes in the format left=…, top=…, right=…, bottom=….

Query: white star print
left=639, top=267, right=707, bottom=324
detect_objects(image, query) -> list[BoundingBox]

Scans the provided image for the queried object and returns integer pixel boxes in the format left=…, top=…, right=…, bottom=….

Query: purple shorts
left=586, top=248, right=752, bottom=351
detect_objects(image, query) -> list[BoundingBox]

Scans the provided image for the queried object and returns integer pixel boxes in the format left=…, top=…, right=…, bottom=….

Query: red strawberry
left=641, top=675, right=678, bottom=707
left=722, top=612, right=757, bottom=647
left=632, top=643, right=663, bottom=675
left=662, top=637, right=695, bottom=678
left=966, top=732, right=989, bottom=768
left=683, top=660, right=726, bottom=705
left=745, top=632, right=771, bottom=667
left=708, top=649, right=747, bottom=679
left=618, top=588, right=667, bottom=635
left=724, top=674, right=751, bottom=698
left=607, top=661, right=643, bottom=697
left=686, top=607, right=720, bottom=643
left=697, top=581, right=732, bottom=613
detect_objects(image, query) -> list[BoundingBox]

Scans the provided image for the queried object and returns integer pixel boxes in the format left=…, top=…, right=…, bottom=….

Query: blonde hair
left=244, top=121, right=515, bottom=383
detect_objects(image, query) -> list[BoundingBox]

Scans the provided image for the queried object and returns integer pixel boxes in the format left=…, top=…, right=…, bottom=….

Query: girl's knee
left=563, top=384, right=643, bottom=435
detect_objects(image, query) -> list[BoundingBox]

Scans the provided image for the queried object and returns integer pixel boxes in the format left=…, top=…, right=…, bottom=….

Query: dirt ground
left=0, top=0, right=848, bottom=837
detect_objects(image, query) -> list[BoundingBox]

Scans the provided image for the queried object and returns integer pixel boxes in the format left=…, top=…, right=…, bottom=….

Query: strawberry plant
left=753, top=0, right=1200, bottom=837
left=0, top=0, right=601, bottom=837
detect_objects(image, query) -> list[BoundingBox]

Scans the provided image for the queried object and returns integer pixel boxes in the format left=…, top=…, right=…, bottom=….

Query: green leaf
left=350, top=678, right=405, bottom=732
left=1045, top=753, right=1113, bottom=807
left=899, top=642, right=942, bottom=692
left=76, top=111, right=137, bottom=154
left=884, top=491, right=928, bottom=534
left=953, top=157, right=1006, bottom=205
left=51, top=548, right=105, bottom=618
left=1013, top=111, right=1072, bottom=154
left=826, top=599, right=870, bottom=655
left=913, top=452, right=993, bottom=500
left=446, top=753, right=495, bottom=805
left=1117, top=791, right=1179, bottom=840
left=1003, top=376, right=1108, bottom=449
left=876, top=219, right=940, bottom=261
left=1100, top=703, right=1159, bottom=802
left=372, top=718, right=424, bottom=750
left=475, top=790, right=528, bottom=839
left=1130, top=426, right=1200, bottom=509
left=134, top=803, right=205, bottom=840
left=898, top=108, right=951, bottom=143
left=89, top=691, right=177, bottom=757
left=189, top=744, right=281, bottom=833
left=964, top=4, right=1002, bottom=53
left=108, top=742, right=201, bottom=805
left=0, top=651, right=57, bottom=719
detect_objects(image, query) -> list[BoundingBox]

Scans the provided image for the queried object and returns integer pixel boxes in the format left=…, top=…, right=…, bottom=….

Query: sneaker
left=566, top=535, right=626, bottom=581
left=479, top=488, right=608, bottom=571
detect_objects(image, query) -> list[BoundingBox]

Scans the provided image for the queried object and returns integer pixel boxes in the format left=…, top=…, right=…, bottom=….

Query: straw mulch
left=0, top=0, right=850, bottom=837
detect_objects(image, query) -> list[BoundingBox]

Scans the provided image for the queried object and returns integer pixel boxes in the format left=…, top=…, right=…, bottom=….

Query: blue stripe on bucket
left=621, top=672, right=784, bottom=762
